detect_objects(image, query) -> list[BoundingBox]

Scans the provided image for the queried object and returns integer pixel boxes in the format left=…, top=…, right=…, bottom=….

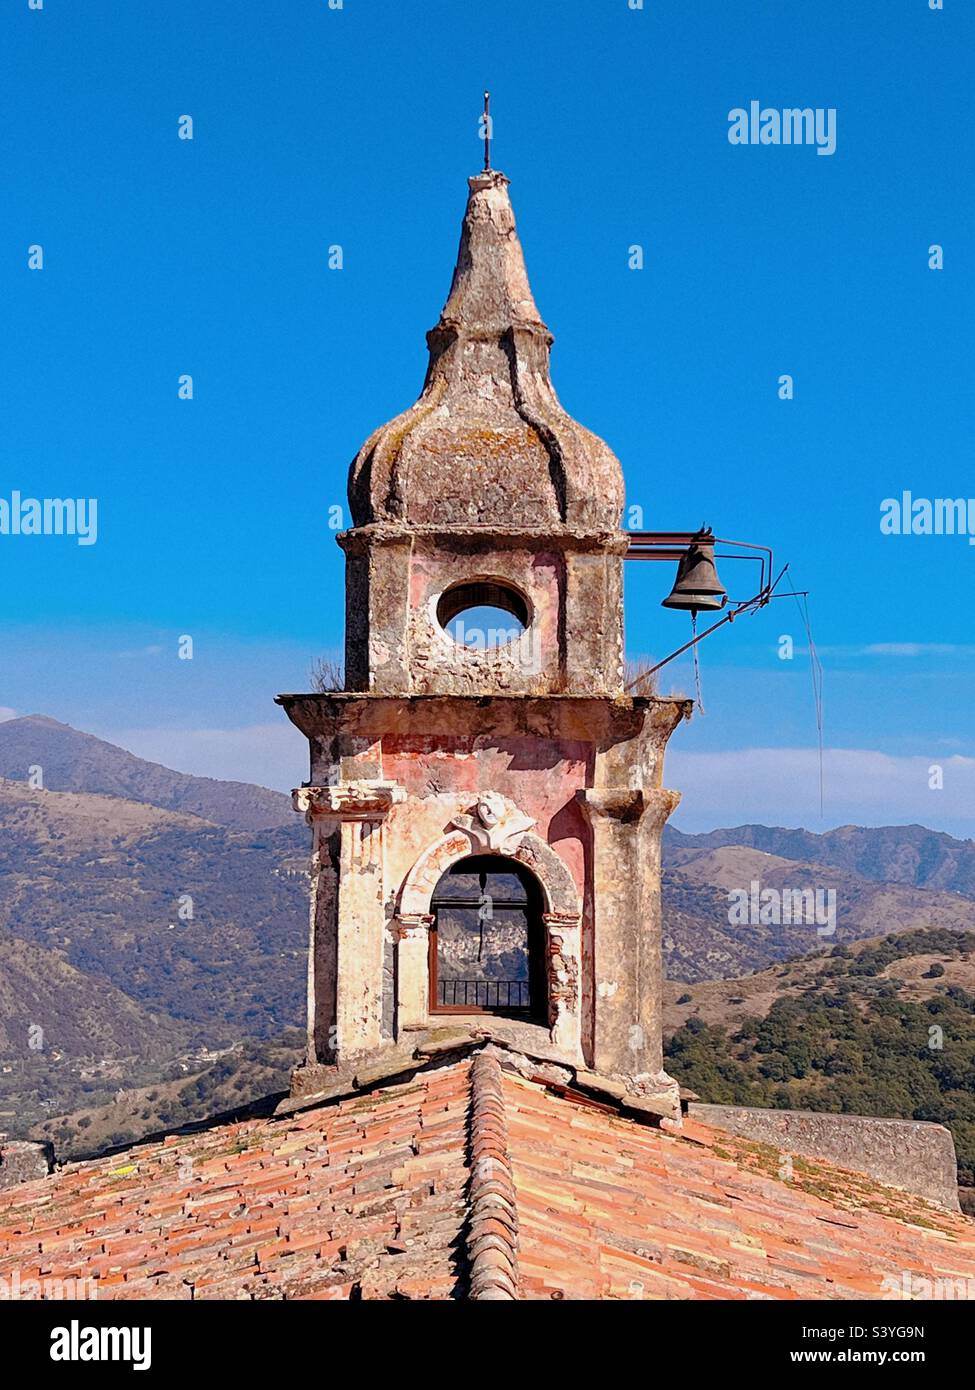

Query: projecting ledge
left=577, top=787, right=681, bottom=829
left=275, top=692, right=693, bottom=744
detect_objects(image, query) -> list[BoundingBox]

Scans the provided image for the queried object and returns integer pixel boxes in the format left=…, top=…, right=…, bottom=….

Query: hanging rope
left=691, top=612, right=705, bottom=714
left=477, top=870, right=489, bottom=962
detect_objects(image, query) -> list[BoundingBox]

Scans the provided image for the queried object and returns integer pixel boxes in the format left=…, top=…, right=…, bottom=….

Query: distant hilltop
left=0, top=714, right=293, bottom=832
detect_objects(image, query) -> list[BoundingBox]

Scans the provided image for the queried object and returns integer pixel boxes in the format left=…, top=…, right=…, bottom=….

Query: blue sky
left=2, top=1, right=973, bottom=835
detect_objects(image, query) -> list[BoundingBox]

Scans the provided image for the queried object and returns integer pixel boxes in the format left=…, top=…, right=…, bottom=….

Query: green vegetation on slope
left=665, top=929, right=975, bottom=1183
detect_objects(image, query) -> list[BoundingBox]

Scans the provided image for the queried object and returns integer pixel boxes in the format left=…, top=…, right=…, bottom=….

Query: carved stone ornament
left=448, top=791, right=536, bottom=854
left=393, top=912, right=434, bottom=941
left=292, top=782, right=406, bottom=822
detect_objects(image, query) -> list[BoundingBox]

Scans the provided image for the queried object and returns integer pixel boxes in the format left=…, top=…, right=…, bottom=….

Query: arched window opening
left=429, top=855, right=546, bottom=1019
left=436, top=581, right=530, bottom=649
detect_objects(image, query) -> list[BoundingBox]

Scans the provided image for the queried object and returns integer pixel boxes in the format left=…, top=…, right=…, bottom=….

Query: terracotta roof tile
left=502, top=1072, right=975, bottom=1299
left=1, top=1048, right=972, bottom=1299
left=0, top=1060, right=470, bottom=1301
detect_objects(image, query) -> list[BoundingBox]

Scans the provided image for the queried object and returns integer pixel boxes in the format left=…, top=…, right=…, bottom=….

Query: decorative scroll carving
left=400, top=827, right=580, bottom=921
left=543, top=911, right=582, bottom=1044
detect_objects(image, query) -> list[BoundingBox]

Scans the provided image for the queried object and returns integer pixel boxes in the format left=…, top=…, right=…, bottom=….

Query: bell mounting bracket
left=623, top=529, right=797, bottom=683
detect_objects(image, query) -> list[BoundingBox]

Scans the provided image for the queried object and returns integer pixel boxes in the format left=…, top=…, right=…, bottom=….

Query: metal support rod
left=625, top=593, right=804, bottom=687
left=620, top=530, right=789, bottom=686
left=642, top=603, right=758, bottom=677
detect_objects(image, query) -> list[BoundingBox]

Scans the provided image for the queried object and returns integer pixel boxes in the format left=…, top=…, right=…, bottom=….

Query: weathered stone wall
left=406, top=540, right=561, bottom=695
left=688, top=1104, right=961, bottom=1212
left=340, top=527, right=625, bottom=698
left=282, top=694, right=689, bottom=1080
left=0, top=1140, right=52, bottom=1190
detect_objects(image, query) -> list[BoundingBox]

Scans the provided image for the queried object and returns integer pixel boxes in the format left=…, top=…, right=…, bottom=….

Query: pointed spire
left=431, top=169, right=548, bottom=345
left=347, top=166, right=624, bottom=532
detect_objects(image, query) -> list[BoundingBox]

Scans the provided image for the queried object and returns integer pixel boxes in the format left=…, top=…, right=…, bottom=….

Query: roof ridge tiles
left=465, top=1050, right=519, bottom=1301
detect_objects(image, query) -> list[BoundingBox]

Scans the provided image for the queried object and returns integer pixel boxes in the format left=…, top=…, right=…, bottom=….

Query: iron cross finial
left=483, top=91, right=491, bottom=172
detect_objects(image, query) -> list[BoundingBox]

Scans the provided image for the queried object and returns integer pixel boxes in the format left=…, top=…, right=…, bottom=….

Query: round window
left=436, top=581, right=530, bottom=650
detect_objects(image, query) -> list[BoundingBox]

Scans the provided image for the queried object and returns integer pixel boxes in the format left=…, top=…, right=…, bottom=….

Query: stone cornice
left=275, top=693, right=693, bottom=750
left=337, top=523, right=628, bottom=556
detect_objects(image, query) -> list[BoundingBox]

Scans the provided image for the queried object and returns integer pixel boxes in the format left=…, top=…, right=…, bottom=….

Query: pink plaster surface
left=381, top=734, right=589, bottom=896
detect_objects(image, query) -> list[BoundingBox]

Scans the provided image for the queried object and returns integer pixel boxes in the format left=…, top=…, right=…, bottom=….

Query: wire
left=783, top=573, right=825, bottom=818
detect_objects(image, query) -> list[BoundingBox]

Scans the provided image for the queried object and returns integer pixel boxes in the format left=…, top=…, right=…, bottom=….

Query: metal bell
left=661, top=528, right=728, bottom=613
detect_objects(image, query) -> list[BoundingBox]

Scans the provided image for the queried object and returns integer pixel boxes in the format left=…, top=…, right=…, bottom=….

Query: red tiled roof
left=504, top=1073, right=975, bottom=1300
left=0, top=1063, right=470, bottom=1301
left=1, top=1047, right=972, bottom=1300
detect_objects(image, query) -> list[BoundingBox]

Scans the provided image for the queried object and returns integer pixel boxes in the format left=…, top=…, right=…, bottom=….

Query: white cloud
left=115, top=644, right=164, bottom=659
left=0, top=707, right=16, bottom=723
left=812, top=643, right=975, bottom=659
left=104, top=721, right=306, bottom=793
left=667, top=747, right=975, bottom=836
left=860, top=643, right=970, bottom=657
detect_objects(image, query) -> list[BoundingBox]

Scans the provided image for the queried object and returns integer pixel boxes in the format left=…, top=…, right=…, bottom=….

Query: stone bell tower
left=278, top=166, right=690, bottom=1109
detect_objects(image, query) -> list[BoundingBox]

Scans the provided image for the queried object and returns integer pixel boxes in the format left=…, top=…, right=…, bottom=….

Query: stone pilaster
left=578, top=786, right=680, bottom=1080
left=340, top=531, right=414, bottom=694
left=393, top=912, right=433, bottom=1034
left=294, top=783, right=405, bottom=1064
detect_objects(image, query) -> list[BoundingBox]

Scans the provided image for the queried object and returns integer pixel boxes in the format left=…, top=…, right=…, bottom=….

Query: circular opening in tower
left=436, top=580, right=530, bottom=650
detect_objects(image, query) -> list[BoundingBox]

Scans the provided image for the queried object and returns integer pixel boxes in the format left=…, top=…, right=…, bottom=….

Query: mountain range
left=666, top=821, right=975, bottom=897
left=0, top=713, right=973, bottom=1156
left=661, top=842, right=975, bottom=981
left=0, top=716, right=309, bottom=1131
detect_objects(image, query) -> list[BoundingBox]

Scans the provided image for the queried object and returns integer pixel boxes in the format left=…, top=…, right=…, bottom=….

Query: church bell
left=661, top=528, right=728, bottom=613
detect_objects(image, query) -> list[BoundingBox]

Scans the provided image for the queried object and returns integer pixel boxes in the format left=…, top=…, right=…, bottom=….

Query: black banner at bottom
left=0, top=1297, right=964, bottom=1375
